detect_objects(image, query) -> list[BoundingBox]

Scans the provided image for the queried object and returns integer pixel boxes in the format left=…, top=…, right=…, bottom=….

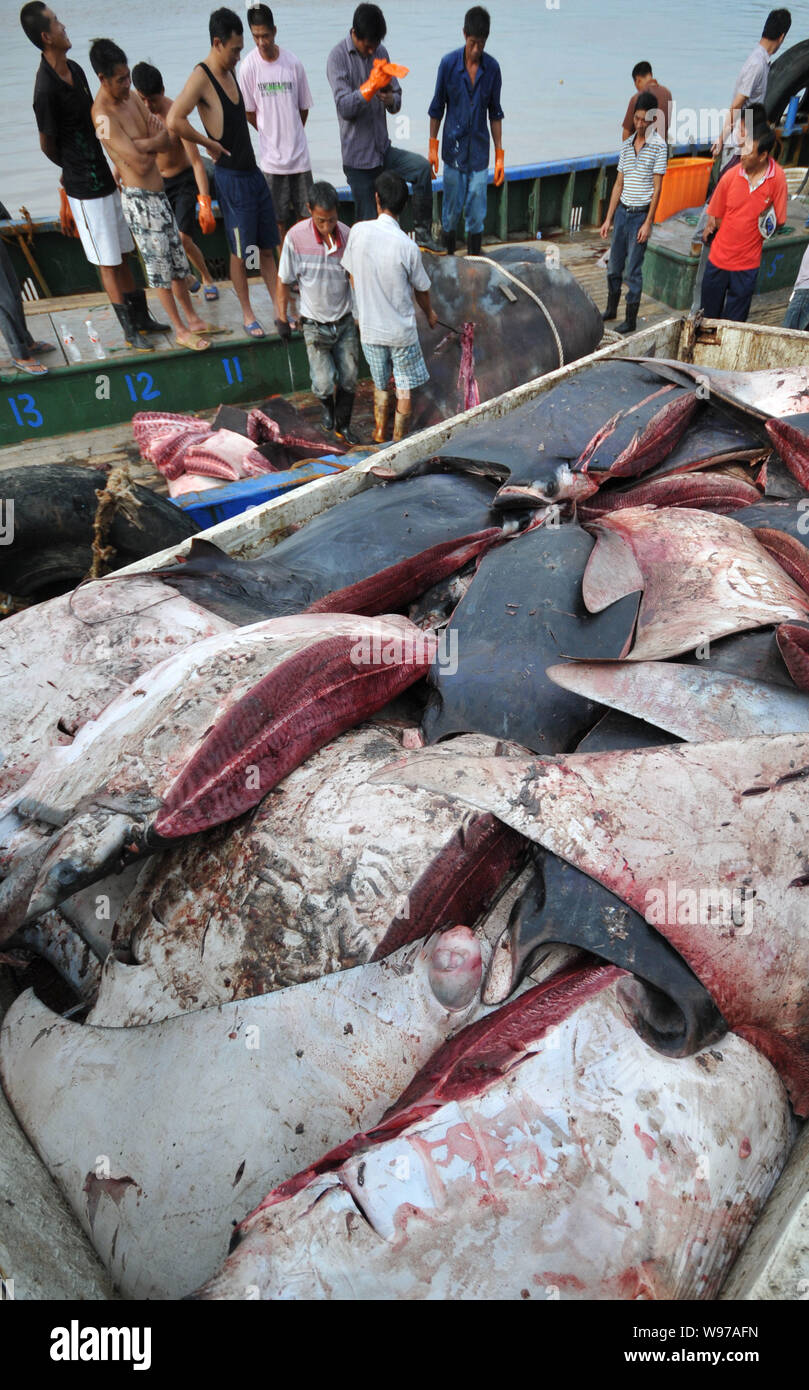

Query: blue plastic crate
left=169, top=454, right=367, bottom=528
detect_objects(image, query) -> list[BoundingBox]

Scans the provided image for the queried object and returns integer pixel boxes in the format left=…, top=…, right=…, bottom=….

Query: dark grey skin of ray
left=729, top=499, right=809, bottom=541
left=422, top=520, right=640, bottom=752
left=411, top=255, right=603, bottom=431
left=153, top=473, right=500, bottom=625
left=639, top=402, right=764, bottom=477
left=574, top=708, right=680, bottom=753
left=429, top=360, right=691, bottom=505
left=504, top=851, right=727, bottom=1057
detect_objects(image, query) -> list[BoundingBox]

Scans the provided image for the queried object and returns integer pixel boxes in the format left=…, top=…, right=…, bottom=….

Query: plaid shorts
left=119, top=187, right=189, bottom=289
left=363, top=340, right=429, bottom=391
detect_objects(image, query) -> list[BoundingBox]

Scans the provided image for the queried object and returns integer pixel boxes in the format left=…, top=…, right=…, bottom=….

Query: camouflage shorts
left=119, top=187, right=189, bottom=289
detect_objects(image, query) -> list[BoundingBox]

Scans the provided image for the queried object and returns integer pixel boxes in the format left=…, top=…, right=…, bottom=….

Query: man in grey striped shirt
left=600, top=90, right=667, bottom=335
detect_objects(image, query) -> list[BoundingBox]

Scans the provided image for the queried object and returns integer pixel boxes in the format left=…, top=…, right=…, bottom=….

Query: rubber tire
left=764, top=39, right=809, bottom=122
left=0, top=465, right=198, bottom=601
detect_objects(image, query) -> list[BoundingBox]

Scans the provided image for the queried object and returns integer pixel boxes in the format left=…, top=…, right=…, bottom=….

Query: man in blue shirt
left=428, top=6, right=504, bottom=257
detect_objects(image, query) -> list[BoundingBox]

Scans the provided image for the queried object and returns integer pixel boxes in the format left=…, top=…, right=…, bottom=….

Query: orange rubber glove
left=197, top=193, right=215, bottom=235
left=429, top=137, right=440, bottom=177
left=59, top=186, right=79, bottom=238
left=360, top=58, right=409, bottom=101
left=494, top=149, right=505, bottom=188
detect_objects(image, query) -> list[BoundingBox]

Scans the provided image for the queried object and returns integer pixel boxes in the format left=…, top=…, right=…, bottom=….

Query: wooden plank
left=24, top=289, right=108, bottom=317
left=24, top=312, right=66, bottom=364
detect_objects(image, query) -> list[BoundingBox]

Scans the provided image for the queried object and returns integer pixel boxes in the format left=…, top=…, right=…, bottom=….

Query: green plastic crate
left=642, top=201, right=809, bottom=310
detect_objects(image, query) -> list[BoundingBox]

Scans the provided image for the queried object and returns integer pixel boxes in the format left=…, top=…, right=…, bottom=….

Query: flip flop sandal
left=244, top=320, right=265, bottom=338
left=29, top=340, right=57, bottom=354
left=12, top=358, right=48, bottom=375
left=177, top=332, right=210, bottom=352
left=187, top=278, right=202, bottom=294
left=203, top=284, right=220, bottom=301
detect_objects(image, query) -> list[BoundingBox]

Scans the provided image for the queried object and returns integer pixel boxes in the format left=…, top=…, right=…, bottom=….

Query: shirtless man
left=168, top=7, right=280, bottom=338
left=89, top=37, right=213, bottom=350
left=132, top=62, right=219, bottom=300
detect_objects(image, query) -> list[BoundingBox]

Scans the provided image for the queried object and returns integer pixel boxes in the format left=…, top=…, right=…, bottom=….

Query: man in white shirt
left=342, top=170, right=438, bottom=443
left=241, top=4, right=313, bottom=240
left=278, top=180, right=361, bottom=442
left=712, top=8, right=791, bottom=167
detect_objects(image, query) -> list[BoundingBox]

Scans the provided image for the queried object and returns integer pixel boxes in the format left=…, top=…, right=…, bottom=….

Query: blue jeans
left=700, top=260, right=758, bottom=322
left=302, top=313, right=359, bottom=396
left=607, top=201, right=650, bottom=305
left=441, top=165, right=488, bottom=236
left=343, top=145, right=433, bottom=225
left=784, top=287, right=809, bottom=331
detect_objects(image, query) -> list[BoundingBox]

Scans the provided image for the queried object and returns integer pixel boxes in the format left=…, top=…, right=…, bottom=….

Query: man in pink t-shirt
left=241, top=4, right=313, bottom=240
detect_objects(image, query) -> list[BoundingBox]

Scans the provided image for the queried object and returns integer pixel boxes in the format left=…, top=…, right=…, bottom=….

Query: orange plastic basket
left=654, top=156, right=714, bottom=223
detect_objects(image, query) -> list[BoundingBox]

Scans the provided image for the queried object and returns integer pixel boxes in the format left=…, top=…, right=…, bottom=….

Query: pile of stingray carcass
left=2, top=355, right=809, bottom=1302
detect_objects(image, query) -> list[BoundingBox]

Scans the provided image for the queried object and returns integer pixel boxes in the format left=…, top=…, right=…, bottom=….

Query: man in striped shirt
left=600, top=90, right=667, bottom=335
left=277, top=180, right=361, bottom=442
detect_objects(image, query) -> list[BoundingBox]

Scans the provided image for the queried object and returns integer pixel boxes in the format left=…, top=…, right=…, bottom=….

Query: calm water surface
left=3, top=0, right=789, bottom=217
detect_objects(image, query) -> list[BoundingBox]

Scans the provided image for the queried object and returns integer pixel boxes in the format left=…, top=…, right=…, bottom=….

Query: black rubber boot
left=615, top=300, right=640, bottom=335
left=443, top=229, right=456, bottom=256
left=467, top=233, right=483, bottom=256
left=318, top=394, right=336, bottom=431
left=602, top=289, right=620, bottom=321
left=334, top=388, right=362, bottom=446
left=112, top=301, right=153, bottom=352
left=125, top=289, right=170, bottom=334
left=415, top=225, right=445, bottom=253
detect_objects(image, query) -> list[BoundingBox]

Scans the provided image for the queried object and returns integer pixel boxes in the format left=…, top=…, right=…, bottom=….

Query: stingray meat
left=193, top=975, right=792, bottom=1301
left=86, top=725, right=527, bottom=1026
left=0, top=923, right=545, bottom=1299
left=0, top=578, right=232, bottom=800
left=422, top=519, right=640, bottom=752
left=582, top=506, right=809, bottom=659
left=1, top=613, right=434, bottom=931
left=430, top=360, right=697, bottom=507
left=154, top=473, right=503, bottom=626
left=375, top=733, right=809, bottom=1113
left=410, top=252, right=603, bottom=430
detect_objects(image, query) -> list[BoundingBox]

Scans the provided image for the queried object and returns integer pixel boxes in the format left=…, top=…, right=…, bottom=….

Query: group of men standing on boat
left=13, top=2, right=502, bottom=442
left=6, top=2, right=807, bottom=418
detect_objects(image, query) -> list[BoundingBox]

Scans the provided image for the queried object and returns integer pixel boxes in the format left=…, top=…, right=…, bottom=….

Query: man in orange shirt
left=700, top=125, right=786, bottom=322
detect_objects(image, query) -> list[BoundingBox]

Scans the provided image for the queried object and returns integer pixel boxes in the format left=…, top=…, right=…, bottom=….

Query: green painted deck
left=0, top=279, right=329, bottom=447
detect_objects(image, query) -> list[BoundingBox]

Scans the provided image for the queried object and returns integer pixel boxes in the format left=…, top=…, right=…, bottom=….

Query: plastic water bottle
left=85, top=318, right=106, bottom=359
left=61, top=323, right=82, bottom=363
